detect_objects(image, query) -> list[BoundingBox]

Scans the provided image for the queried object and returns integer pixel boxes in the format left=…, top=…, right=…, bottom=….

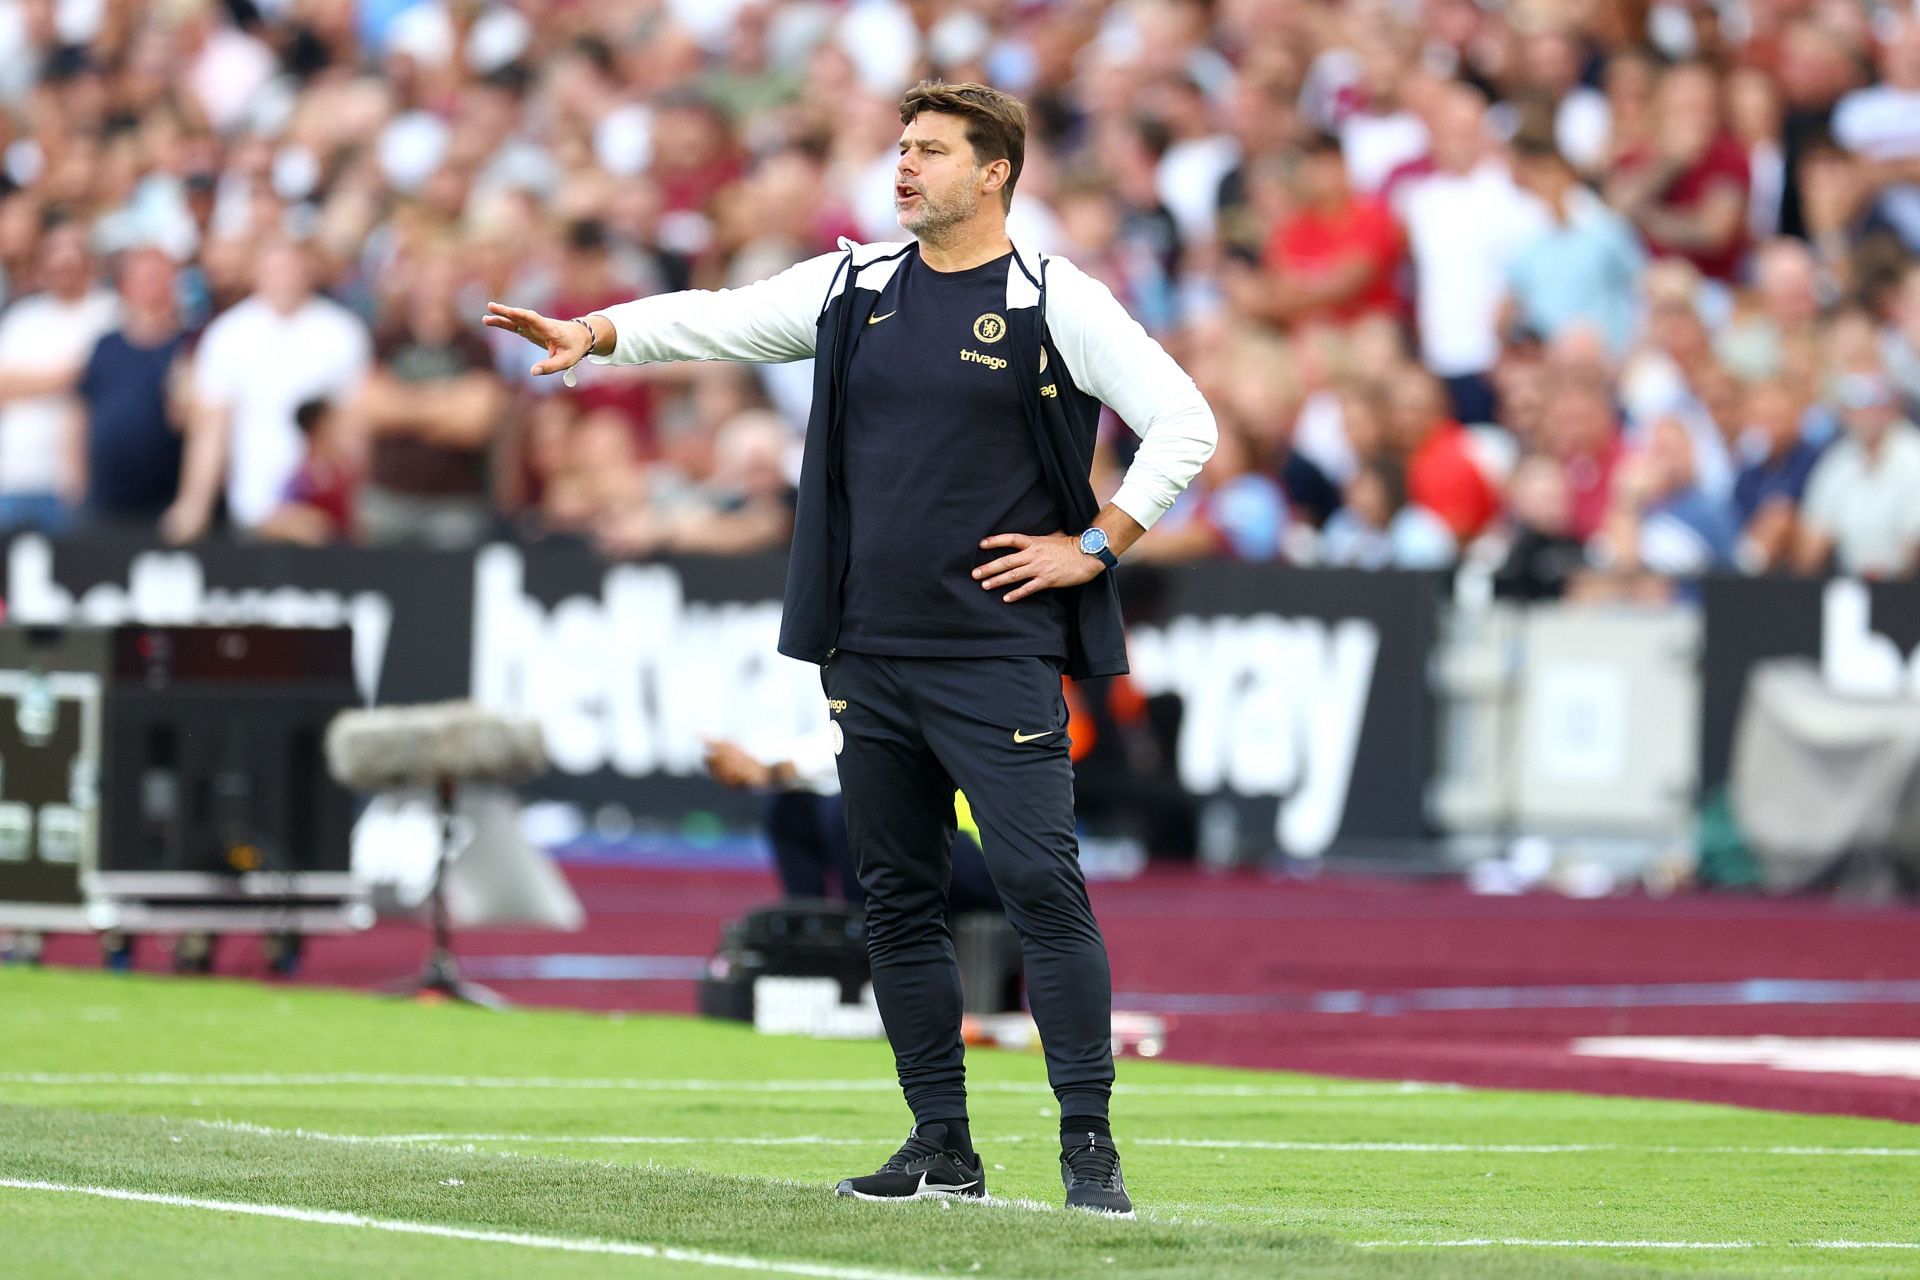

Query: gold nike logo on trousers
left=868, top=311, right=896, bottom=324
left=1013, top=729, right=1057, bottom=743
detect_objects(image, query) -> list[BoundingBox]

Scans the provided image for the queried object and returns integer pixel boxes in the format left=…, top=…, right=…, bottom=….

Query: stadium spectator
left=1794, top=372, right=1920, bottom=578
left=172, top=239, right=369, bottom=543
left=1881, top=261, right=1920, bottom=416
left=1716, top=238, right=1824, bottom=382
left=0, top=218, right=118, bottom=534
left=1, top=0, right=1918, bottom=609
left=1605, top=62, right=1750, bottom=285
left=1832, top=14, right=1920, bottom=253
left=601, top=409, right=796, bottom=558
left=1618, top=260, right=1737, bottom=500
left=76, top=246, right=187, bottom=528
left=1726, top=66, right=1787, bottom=243
left=1232, top=132, right=1400, bottom=333
left=1511, top=29, right=1611, bottom=177
left=1506, top=132, right=1645, bottom=358
left=1492, top=454, right=1587, bottom=601
left=1389, top=372, right=1499, bottom=543
left=350, top=243, right=504, bottom=549
left=1575, top=416, right=1737, bottom=604
left=257, top=399, right=356, bottom=547
left=1318, top=458, right=1456, bottom=570
left=1544, top=377, right=1627, bottom=544
left=1731, top=376, right=1823, bottom=575
left=1394, top=83, right=1546, bottom=424
left=1131, top=422, right=1287, bottom=563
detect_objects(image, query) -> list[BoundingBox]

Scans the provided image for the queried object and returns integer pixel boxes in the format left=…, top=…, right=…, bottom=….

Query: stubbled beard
left=900, top=186, right=976, bottom=240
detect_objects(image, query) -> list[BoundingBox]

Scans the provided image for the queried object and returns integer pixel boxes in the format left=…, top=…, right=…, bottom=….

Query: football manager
left=486, top=80, right=1216, bottom=1217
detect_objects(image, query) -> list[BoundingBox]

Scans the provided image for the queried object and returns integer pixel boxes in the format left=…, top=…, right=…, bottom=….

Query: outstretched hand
left=973, top=532, right=1104, bottom=603
left=482, top=302, right=593, bottom=377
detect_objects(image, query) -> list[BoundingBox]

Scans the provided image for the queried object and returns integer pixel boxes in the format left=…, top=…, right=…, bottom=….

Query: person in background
left=1830, top=13, right=1920, bottom=253
left=1730, top=377, right=1823, bottom=575
left=1394, top=82, right=1546, bottom=425
left=1492, top=453, right=1588, bottom=600
left=1881, top=261, right=1920, bottom=416
left=703, top=717, right=863, bottom=905
left=1794, top=372, right=1920, bottom=578
left=0, top=218, right=119, bottom=534
left=350, top=244, right=505, bottom=549
left=1506, top=132, right=1645, bottom=359
left=1230, top=132, right=1401, bottom=332
left=172, top=238, right=369, bottom=542
left=702, top=720, right=1002, bottom=913
left=1605, top=62, right=1750, bottom=285
left=1129, top=422, right=1287, bottom=563
left=1543, top=376, right=1626, bottom=543
left=1389, top=371, right=1499, bottom=543
left=1318, top=457, right=1457, bottom=570
left=257, top=399, right=357, bottom=547
left=76, top=246, right=188, bottom=529
left=600, top=409, right=796, bottom=558
left=1586, top=415, right=1739, bottom=593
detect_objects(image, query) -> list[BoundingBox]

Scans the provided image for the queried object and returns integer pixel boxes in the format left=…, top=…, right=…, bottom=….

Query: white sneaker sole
left=836, top=1185, right=986, bottom=1203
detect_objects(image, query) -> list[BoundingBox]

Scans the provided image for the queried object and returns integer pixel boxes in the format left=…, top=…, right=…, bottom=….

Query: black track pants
left=824, top=650, right=1114, bottom=1125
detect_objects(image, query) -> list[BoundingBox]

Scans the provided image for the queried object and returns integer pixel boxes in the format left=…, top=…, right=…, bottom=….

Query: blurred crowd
left=2, top=0, right=1919, bottom=590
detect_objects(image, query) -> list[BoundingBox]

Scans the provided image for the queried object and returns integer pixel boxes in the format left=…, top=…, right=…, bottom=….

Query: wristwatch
left=1077, top=526, right=1118, bottom=570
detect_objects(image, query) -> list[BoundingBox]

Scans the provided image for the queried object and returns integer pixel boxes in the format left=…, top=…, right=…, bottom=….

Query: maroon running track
left=41, top=862, right=1920, bottom=1123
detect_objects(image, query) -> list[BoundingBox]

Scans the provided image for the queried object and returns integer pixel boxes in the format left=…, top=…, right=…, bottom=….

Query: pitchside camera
left=0, top=624, right=364, bottom=967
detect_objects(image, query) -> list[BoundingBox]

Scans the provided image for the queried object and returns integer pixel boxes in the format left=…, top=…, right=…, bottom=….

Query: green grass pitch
left=1, top=969, right=1915, bottom=1278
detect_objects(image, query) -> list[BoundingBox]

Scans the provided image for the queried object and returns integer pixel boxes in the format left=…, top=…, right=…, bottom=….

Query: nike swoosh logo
left=867, top=311, right=896, bottom=325
left=916, top=1172, right=981, bottom=1195
left=1013, top=729, right=1057, bottom=744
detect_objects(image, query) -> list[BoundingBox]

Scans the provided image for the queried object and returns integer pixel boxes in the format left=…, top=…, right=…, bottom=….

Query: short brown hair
left=898, top=80, right=1027, bottom=211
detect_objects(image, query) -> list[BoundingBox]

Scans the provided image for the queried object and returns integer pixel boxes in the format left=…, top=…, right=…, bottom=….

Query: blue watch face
left=1078, top=527, right=1109, bottom=555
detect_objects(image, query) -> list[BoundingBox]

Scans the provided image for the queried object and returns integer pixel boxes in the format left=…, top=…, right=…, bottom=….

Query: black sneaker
left=835, top=1123, right=987, bottom=1202
left=1061, top=1132, right=1133, bottom=1216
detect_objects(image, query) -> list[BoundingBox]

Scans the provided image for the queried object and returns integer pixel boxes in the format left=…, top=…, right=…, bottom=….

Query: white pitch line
left=0, top=1072, right=1457, bottom=1098
left=1357, top=1238, right=1920, bottom=1251
left=0, top=1178, right=949, bottom=1280
left=193, top=1122, right=1920, bottom=1160
left=199, top=1121, right=879, bottom=1148
left=1135, top=1138, right=1920, bottom=1157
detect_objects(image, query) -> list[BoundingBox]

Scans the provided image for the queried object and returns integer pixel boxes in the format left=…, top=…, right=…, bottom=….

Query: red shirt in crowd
left=1610, top=135, right=1751, bottom=282
left=1262, top=195, right=1403, bottom=326
left=1408, top=420, right=1499, bottom=541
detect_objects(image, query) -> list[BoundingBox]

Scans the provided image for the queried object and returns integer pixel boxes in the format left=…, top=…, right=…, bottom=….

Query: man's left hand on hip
left=974, top=532, right=1104, bottom=603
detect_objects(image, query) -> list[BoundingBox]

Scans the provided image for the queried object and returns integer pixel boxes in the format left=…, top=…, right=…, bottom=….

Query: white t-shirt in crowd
left=1832, top=85, right=1920, bottom=247
left=1801, top=422, right=1920, bottom=578
left=1340, top=111, right=1429, bottom=196
left=1398, top=160, right=1548, bottom=377
left=1157, top=134, right=1240, bottom=246
left=0, top=288, right=119, bottom=494
left=193, top=294, right=370, bottom=527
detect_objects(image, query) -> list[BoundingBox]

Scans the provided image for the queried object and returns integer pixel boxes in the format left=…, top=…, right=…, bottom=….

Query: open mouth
left=895, top=184, right=921, bottom=204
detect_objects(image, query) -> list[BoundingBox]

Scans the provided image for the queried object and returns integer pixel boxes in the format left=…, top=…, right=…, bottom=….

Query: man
left=1388, top=372, right=1498, bottom=543
left=168, top=238, right=369, bottom=543
left=1604, top=62, right=1750, bottom=284
left=1505, top=132, right=1644, bottom=359
left=1832, top=13, right=1920, bottom=251
left=0, top=218, right=119, bottom=534
left=486, top=81, right=1216, bottom=1215
left=350, top=244, right=504, bottom=548
left=1392, top=83, right=1548, bottom=425
left=76, top=246, right=188, bottom=528
left=1232, top=132, right=1401, bottom=332
left=1730, top=377, right=1822, bottom=574
left=1794, top=372, right=1920, bottom=578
